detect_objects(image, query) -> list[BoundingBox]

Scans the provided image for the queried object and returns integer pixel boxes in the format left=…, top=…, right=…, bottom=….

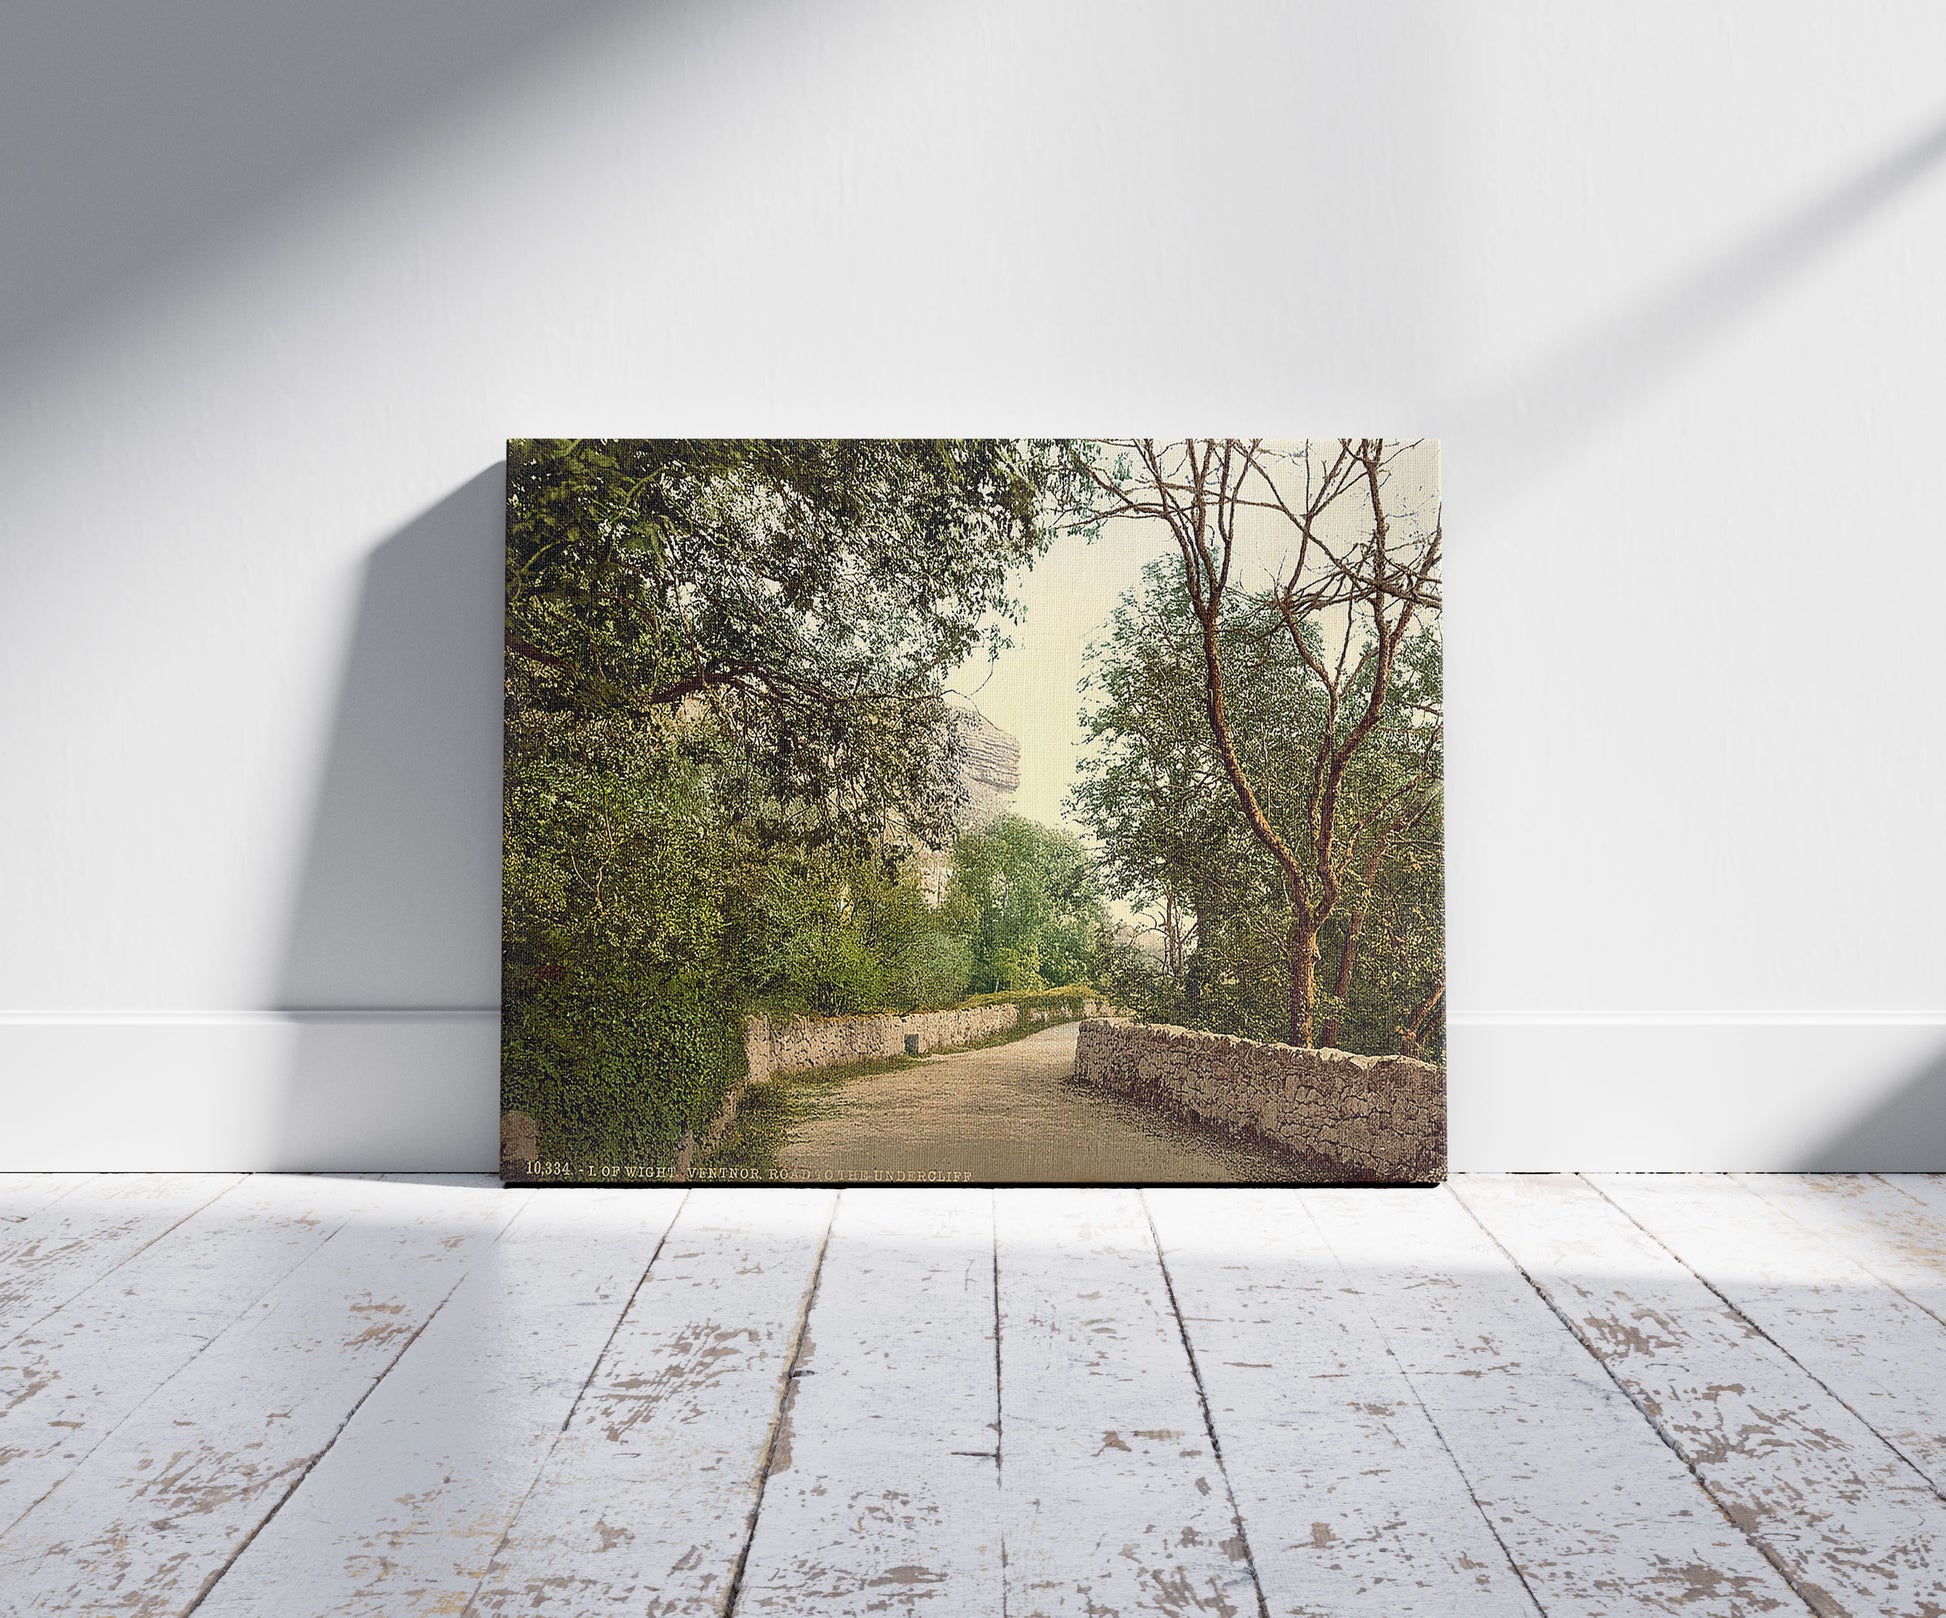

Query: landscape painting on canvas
left=502, top=440, right=1444, bottom=1185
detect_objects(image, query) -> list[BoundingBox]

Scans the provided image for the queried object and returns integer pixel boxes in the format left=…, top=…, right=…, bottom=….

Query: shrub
left=502, top=962, right=745, bottom=1169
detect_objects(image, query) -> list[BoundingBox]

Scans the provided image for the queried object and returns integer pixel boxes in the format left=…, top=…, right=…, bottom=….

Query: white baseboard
left=1447, top=1016, right=1946, bottom=1171
left=1, top=1013, right=1941, bottom=1172
left=0, top=1012, right=498, bottom=1172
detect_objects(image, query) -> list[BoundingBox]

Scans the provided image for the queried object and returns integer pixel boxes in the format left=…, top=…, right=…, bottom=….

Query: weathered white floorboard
left=0, top=1173, right=244, bottom=1348
left=9, top=1175, right=1943, bottom=1616
left=0, top=1175, right=526, bottom=1615
left=1459, top=1174, right=1946, bottom=1616
left=732, top=1189, right=1003, bottom=1616
left=1146, top=1188, right=1539, bottom=1617
left=0, top=1174, right=96, bottom=1222
left=465, top=1187, right=837, bottom=1616
left=1593, top=1173, right=1946, bottom=1498
left=995, top=1188, right=1259, bottom=1618
left=1878, top=1175, right=1946, bottom=1218
left=190, top=1186, right=686, bottom=1617
left=1307, top=1187, right=1806, bottom=1616
left=1735, top=1175, right=1946, bottom=1325
left=0, top=1175, right=407, bottom=1534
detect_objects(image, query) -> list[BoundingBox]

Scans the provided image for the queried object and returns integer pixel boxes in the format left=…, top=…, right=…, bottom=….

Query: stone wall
left=746, top=996, right=1101, bottom=1085
left=1074, top=1019, right=1445, bottom=1184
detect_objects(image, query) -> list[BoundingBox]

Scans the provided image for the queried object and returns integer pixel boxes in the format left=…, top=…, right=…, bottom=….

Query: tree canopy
left=1073, top=439, right=1443, bottom=1050
left=507, top=437, right=1087, bottom=851
left=949, top=813, right=1108, bottom=995
left=502, top=438, right=1092, bottom=1171
left=1072, top=547, right=1443, bottom=1055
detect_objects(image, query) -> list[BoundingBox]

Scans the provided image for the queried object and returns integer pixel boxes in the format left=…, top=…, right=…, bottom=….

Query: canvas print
left=502, top=439, right=1443, bottom=1185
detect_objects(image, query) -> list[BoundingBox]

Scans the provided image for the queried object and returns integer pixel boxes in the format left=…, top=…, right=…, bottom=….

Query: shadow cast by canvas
left=271, top=468, right=505, bottom=1169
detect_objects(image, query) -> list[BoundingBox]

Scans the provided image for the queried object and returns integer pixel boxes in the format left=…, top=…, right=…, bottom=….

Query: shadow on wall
left=1795, top=1038, right=1946, bottom=1172
left=0, top=1, right=642, bottom=377
left=273, top=468, right=505, bottom=1170
left=1449, top=111, right=1946, bottom=514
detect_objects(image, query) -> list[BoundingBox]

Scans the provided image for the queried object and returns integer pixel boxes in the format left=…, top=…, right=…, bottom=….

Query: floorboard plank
left=1147, top=1187, right=1538, bottom=1617
left=732, top=1188, right=1003, bottom=1616
left=0, top=1176, right=526, bottom=1616
left=0, top=1175, right=412, bottom=1535
left=995, top=1187, right=1260, bottom=1618
left=1458, top=1174, right=1946, bottom=1617
left=1592, top=1174, right=1946, bottom=1499
left=1733, top=1176, right=1946, bottom=1325
left=1306, top=1186, right=1807, bottom=1616
left=1877, top=1176, right=1946, bottom=1218
left=11, top=1174, right=1935, bottom=1616
left=0, top=1175, right=96, bottom=1223
left=0, top=1174, right=245, bottom=1348
left=464, top=1187, right=837, bottom=1617
left=190, top=1187, right=686, bottom=1617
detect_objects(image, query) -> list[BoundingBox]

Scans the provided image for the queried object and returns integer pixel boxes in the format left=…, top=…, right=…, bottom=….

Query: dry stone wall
left=1074, top=1018, right=1445, bottom=1183
left=746, top=997, right=1102, bottom=1085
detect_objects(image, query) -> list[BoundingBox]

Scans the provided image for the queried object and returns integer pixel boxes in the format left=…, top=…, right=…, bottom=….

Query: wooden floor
left=2, top=1176, right=1944, bottom=1615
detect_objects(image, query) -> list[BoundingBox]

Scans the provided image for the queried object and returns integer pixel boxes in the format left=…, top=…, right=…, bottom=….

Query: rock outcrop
left=955, top=708, right=1021, bottom=827
left=912, top=707, right=1020, bottom=898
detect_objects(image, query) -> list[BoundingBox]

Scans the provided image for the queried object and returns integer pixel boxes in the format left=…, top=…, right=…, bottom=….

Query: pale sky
left=948, top=519, right=1173, bottom=836
left=948, top=440, right=1442, bottom=841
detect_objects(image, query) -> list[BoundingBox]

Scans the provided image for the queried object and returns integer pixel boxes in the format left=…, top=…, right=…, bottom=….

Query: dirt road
left=775, top=1020, right=1310, bottom=1183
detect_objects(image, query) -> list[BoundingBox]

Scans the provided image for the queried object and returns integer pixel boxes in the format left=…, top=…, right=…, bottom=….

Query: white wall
left=5, top=1, right=1943, bottom=1171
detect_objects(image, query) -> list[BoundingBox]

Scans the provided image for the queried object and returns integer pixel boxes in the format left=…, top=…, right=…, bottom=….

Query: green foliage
left=502, top=962, right=745, bottom=1167
left=502, top=439, right=1089, bottom=1173
left=740, top=852, right=976, bottom=1018
left=957, top=984, right=1096, bottom=1009
left=948, top=814, right=1108, bottom=995
left=1072, top=561, right=1444, bottom=1058
left=501, top=705, right=753, bottom=1164
left=507, top=437, right=1091, bottom=853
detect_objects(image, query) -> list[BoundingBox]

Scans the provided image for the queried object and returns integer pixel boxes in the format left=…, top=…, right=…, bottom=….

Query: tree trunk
left=1288, top=909, right=1320, bottom=1047
left=1398, top=981, right=1446, bottom=1059
left=1183, top=896, right=1209, bottom=1016
left=1320, top=844, right=1387, bottom=1047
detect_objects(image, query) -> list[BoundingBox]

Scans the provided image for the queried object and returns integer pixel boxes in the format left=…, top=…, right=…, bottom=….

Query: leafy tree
left=1070, top=552, right=1443, bottom=1057
left=501, top=710, right=752, bottom=1163
left=1072, top=560, right=1313, bottom=1023
left=502, top=439, right=1090, bottom=1170
left=508, top=438, right=1088, bottom=852
left=739, top=849, right=975, bottom=1016
left=1075, top=439, right=1443, bottom=1049
left=948, top=814, right=1107, bottom=994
